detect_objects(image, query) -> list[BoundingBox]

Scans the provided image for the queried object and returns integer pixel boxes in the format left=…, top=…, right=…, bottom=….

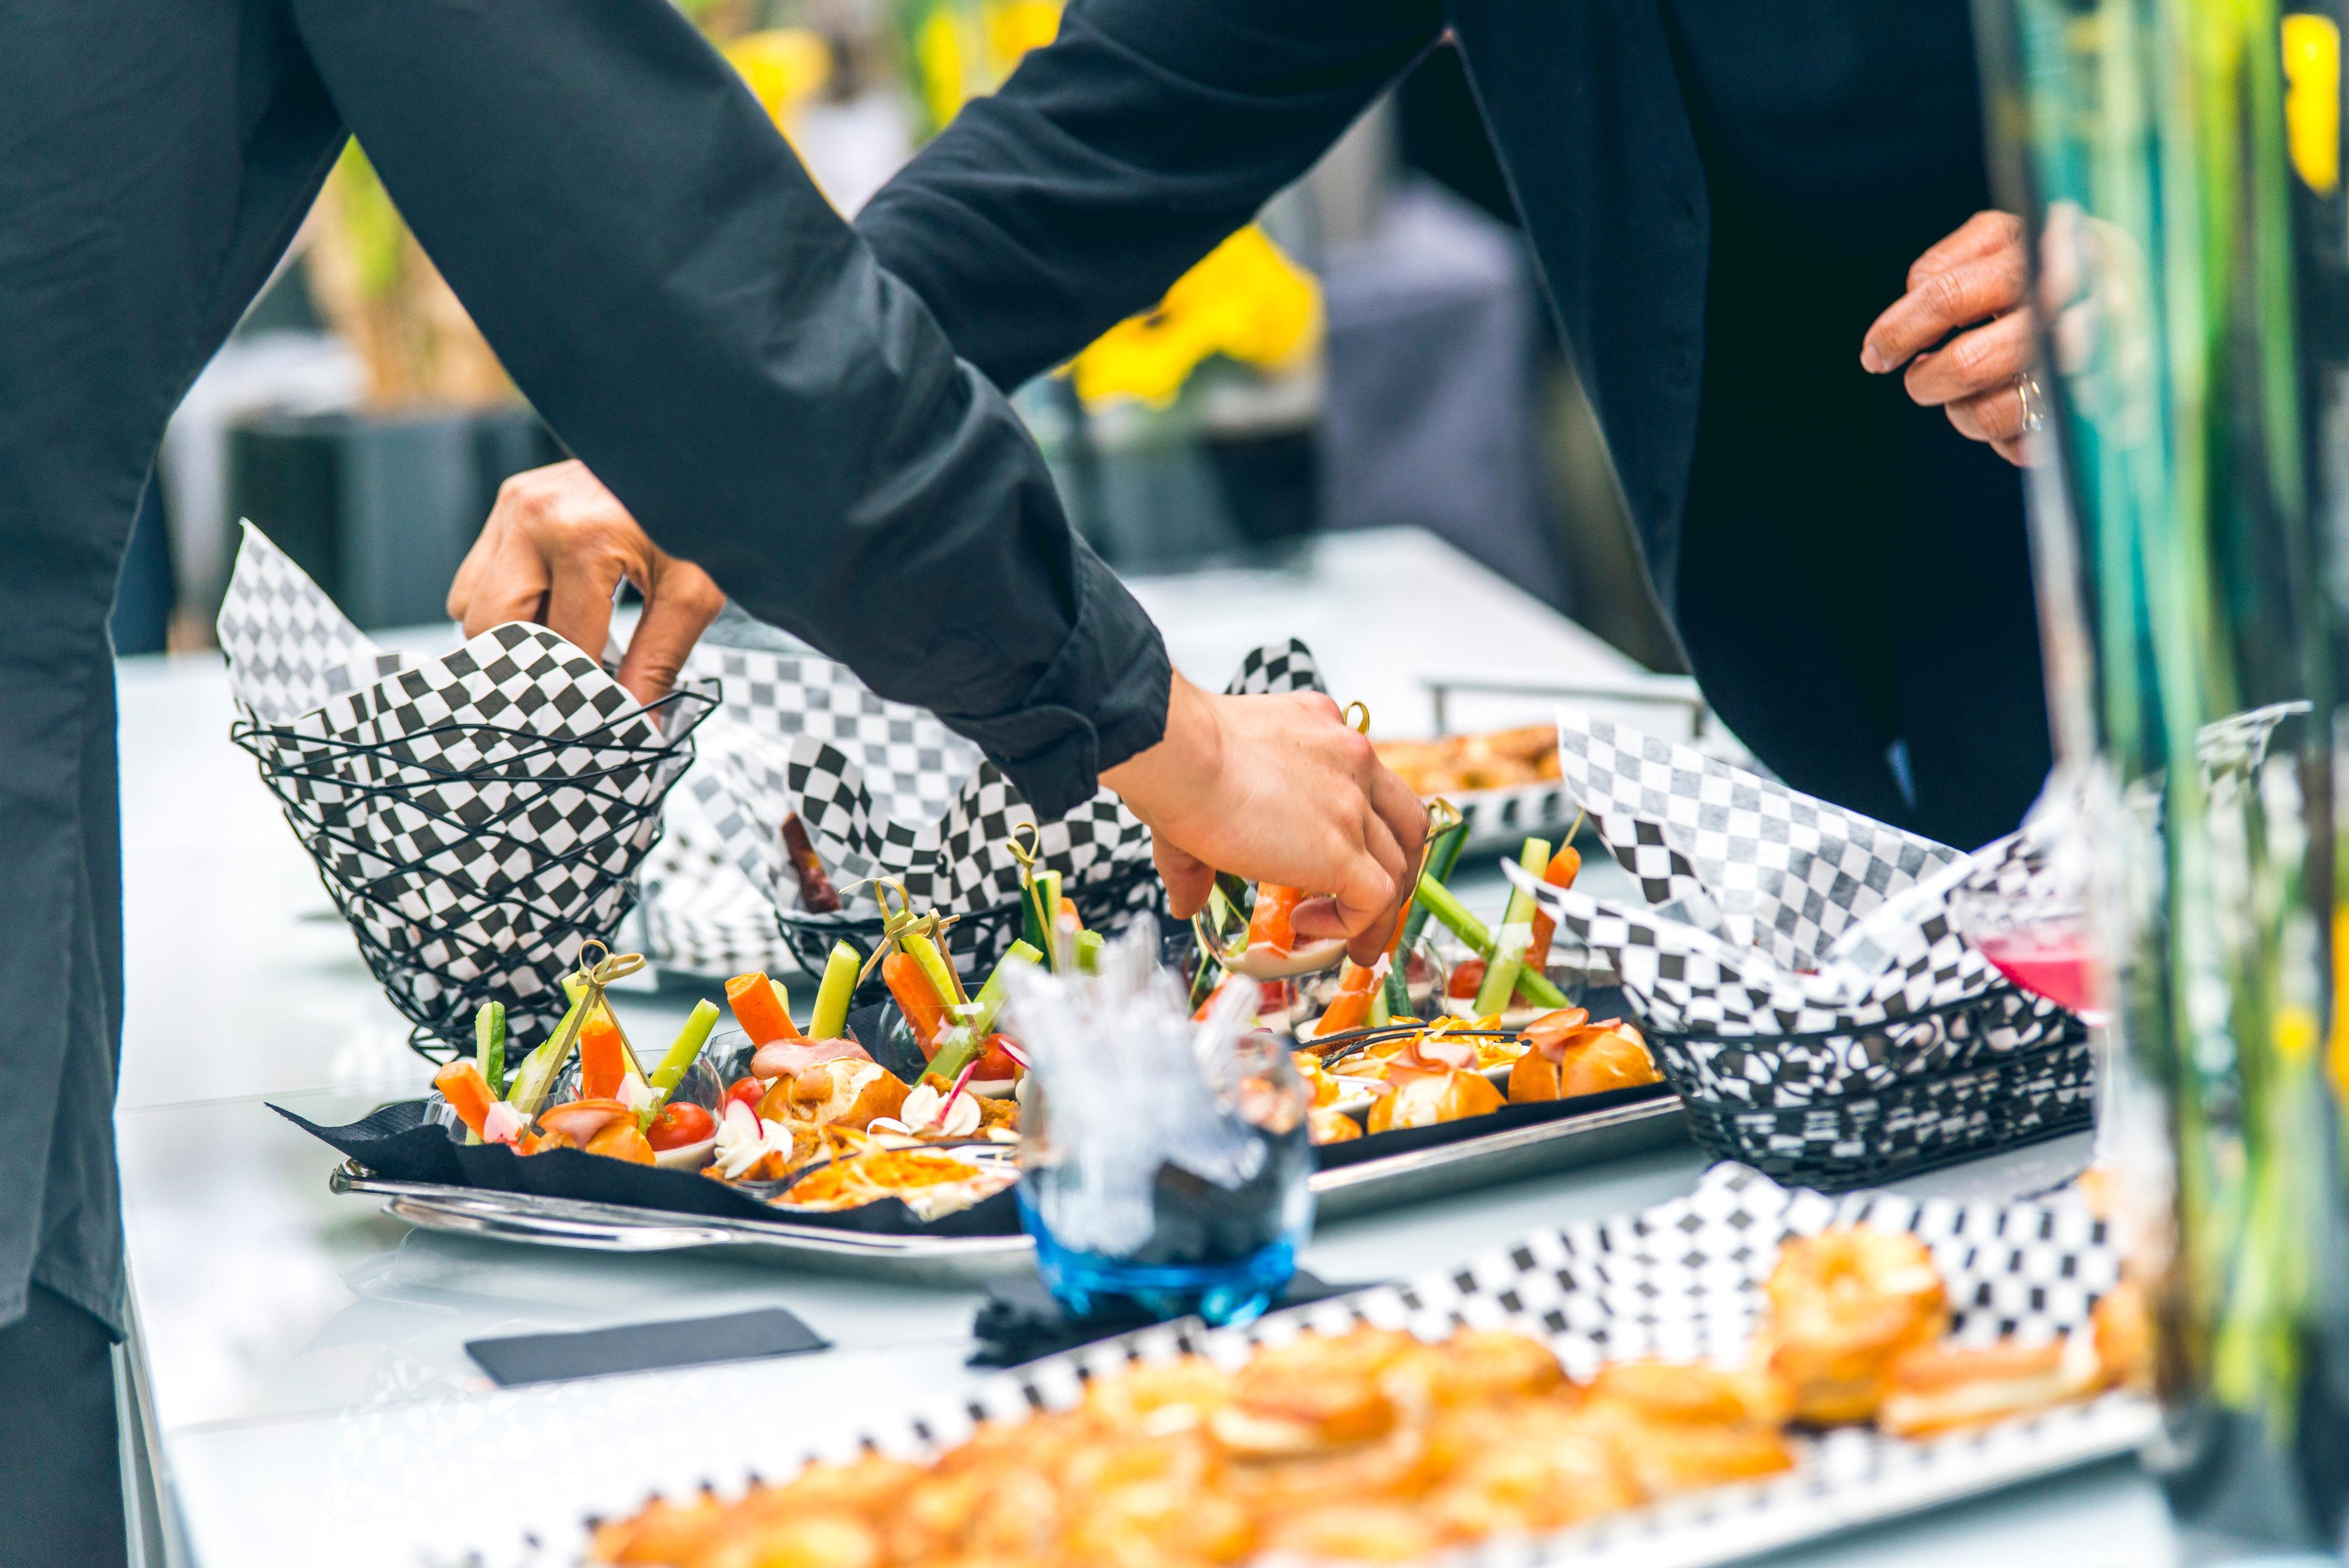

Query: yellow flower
left=984, top=0, right=1062, bottom=76
left=722, top=29, right=832, bottom=130
left=1069, top=226, right=1324, bottom=408
left=2284, top=14, right=2340, bottom=196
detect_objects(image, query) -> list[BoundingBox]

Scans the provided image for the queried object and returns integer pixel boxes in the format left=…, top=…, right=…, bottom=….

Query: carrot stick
left=884, top=951, right=948, bottom=1059
left=725, top=972, right=801, bottom=1045
left=433, top=1058, right=498, bottom=1139
left=1248, top=884, right=1302, bottom=954
left=578, top=1007, right=629, bottom=1101
left=1314, top=960, right=1381, bottom=1038
left=1523, top=843, right=1583, bottom=975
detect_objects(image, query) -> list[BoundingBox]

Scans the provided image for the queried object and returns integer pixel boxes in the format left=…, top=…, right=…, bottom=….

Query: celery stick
left=926, top=943, right=1039, bottom=1084
left=809, top=941, right=860, bottom=1041
left=649, top=999, right=721, bottom=1105
left=504, top=974, right=588, bottom=1115
left=1396, top=820, right=1469, bottom=958
left=1074, top=929, right=1104, bottom=974
left=903, top=927, right=967, bottom=1007
left=1416, top=870, right=1569, bottom=1010
left=1473, top=839, right=1550, bottom=1014
left=1368, top=967, right=1394, bottom=1028
left=474, top=1002, right=507, bottom=1098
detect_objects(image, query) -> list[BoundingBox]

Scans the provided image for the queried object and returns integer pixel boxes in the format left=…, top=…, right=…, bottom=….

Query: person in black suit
left=0, top=3, right=1421, bottom=1561
left=487, top=0, right=2052, bottom=852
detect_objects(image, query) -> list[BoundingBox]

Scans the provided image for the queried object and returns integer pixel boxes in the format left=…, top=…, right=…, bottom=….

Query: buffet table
left=113, top=530, right=2170, bottom=1567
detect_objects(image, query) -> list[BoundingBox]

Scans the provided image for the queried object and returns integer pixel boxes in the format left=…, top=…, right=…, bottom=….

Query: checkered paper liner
left=218, top=524, right=714, bottom=1052
left=520, top=1163, right=2148, bottom=1568
left=1503, top=713, right=2044, bottom=1044
left=667, top=637, right=1330, bottom=962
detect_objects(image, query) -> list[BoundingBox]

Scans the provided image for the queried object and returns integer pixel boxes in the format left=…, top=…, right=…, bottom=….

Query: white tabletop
left=112, top=529, right=2170, bottom=1567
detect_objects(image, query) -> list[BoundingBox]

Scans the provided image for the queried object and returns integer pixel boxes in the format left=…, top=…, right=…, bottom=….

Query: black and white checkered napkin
left=1502, top=712, right=2030, bottom=1042
left=671, top=637, right=1328, bottom=924
left=533, top=1163, right=2144, bottom=1568
left=217, top=524, right=712, bottom=1046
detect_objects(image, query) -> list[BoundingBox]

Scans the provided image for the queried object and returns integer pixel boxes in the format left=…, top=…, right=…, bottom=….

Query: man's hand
left=447, top=460, right=725, bottom=704
left=1860, top=210, right=2038, bottom=466
left=1102, top=674, right=1428, bottom=965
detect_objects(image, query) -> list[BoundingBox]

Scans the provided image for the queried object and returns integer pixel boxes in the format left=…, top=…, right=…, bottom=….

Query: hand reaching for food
left=1102, top=677, right=1429, bottom=967
left=447, top=459, right=725, bottom=705
left=1860, top=210, right=2042, bottom=467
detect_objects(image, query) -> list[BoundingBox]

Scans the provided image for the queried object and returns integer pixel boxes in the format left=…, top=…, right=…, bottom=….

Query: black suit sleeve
left=283, top=0, right=1163, bottom=817
left=854, top=0, right=1443, bottom=392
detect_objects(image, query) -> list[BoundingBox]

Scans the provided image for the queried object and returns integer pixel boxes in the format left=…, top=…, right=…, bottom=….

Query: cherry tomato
left=973, top=1034, right=1022, bottom=1082
left=723, top=1075, right=765, bottom=1115
left=1448, top=958, right=1487, bottom=1000
left=645, top=1101, right=716, bottom=1151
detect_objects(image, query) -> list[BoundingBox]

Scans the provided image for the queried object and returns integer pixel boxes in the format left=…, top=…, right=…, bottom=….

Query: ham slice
left=752, top=1037, right=872, bottom=1081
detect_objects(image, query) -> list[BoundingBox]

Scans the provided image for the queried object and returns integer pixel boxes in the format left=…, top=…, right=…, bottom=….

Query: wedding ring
left=2015, top=373, right=2048, bottom=436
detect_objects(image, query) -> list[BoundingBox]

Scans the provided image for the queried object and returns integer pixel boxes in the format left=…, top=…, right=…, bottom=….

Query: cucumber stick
left=809, top=941, right=860, bottom=1041
left=504, top=974, right=588, bottom=1116
left=474, top=1002, right=506, bottom=1098
left=1473, top=839, right=1550, bottom=1014
left=1416, top=867, right=1569, bottom=1011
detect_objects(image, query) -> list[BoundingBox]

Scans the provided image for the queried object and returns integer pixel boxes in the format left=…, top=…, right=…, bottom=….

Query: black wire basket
left=232, top=686, right=717, bottom=1059
left=1645, top=987, right=2093, bottom=1190
left=774, top=861, right=1171, bottom=1001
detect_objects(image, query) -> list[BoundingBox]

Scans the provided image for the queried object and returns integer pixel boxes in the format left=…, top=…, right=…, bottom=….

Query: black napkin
left=467, top=1305, right=830, bottom=1387
left=968, top=1268, right=1365, bottom=1368
left=277, top=1099, right=1021, bottom=1237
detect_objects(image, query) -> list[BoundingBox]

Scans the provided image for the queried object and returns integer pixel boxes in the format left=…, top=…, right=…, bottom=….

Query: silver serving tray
left=331, top=1092, right=1687, bottom=1283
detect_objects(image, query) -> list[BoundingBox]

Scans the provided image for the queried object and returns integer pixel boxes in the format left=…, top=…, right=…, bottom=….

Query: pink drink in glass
left=1970, top=923, right=2104, bottom=1021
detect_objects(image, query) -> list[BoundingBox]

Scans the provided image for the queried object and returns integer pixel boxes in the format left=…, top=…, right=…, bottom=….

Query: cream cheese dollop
left=871, top=1081, right=981, bottom=1139
left=710, top=1101, right=795, bottom=1179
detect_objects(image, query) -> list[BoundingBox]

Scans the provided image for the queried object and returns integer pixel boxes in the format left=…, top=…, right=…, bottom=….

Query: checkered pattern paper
left=218, top=526, right=713, bottom=1050
left=677, top=638, right=1330, bottom=930
left=513, top=1164, right=2148, bottom=1568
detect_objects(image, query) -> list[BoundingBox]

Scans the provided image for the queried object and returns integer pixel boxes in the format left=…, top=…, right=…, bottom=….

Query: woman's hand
left=1860, top=210, right=2040, bottom=466
left=1102, top=675, right=1429, bottom=967
left=447, top=459, right=725, bottom=704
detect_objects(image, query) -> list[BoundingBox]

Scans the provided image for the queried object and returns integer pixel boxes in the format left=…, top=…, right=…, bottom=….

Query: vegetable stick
left=1386, top=819, right=1468, bottom=1018
left=1315, top=960, right=1381, bottom=1037
left=809, top=941, right=860, bottom=1041
left=724, top=972, right=800, bottom=1045
left=902, top=927, right=967, bottom=1007
left=1074, top=928, right=1105, bottom=974
left=926, top=941, right=1040, bottom=1085
left=1522, top=842, right=1583, bottom=974
left=1473, top=839, right=1550, bottom=1014
left=578, top=1006, right=630, bottom=1101
left=434, top=1058, right=499, bottom=1140
left=504, top=974, right=588, bottom=1115
left=1414, top=872, right=1569, bottom=1010
left=649, top=1000, right=722, bottom=1106
left=474, top=1002, right=506, bottom=1099
left=1247, top=884, right=1302, bottom=954
left=884, top=951, right=948, bottom=1056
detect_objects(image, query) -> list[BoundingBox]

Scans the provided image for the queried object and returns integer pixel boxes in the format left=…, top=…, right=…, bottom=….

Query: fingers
left=447, top=507, right=507, bottom=623
left=1944, top=378, right=2031, bottom=446
left=459, top=527, right=555, bottom=638
left=1153, top=837, right=1216, bottom=922
left=1900, top=311, right=2033, bottom=408
left=1991, top=436, right=2030, bottom=467
left=544, top=549, right=625, bottom=668
left=1862, top=240, right=2027, bottom=374
left=614, top=556, right=725, bottom=704
left=1904, top=210, right=2022, bottom=290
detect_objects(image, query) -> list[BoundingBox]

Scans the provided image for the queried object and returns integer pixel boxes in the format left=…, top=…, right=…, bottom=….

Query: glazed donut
left=1584, top=1360, right=1793, bottom=1431
left=1214, top=1328, right=1419, bottom=1455
left=1255, top=1502, right=1442, bottom=1564
left=1426, top=1403, right=1637, bottom=1538
left=1589, top=1409, right=1797, bottom=1497
left=1084, top=1355, right=1234, bottom=1434
left=1761, top=1227, right=1949, bottom=1425
left=1877, top=1335, right=2102, bottom=1438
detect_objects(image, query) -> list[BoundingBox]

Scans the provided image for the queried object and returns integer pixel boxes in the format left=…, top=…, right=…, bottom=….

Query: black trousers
left=0, top=1286, right=128, bottom=1568
left=1674, top=207, right=2053, bottom=853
